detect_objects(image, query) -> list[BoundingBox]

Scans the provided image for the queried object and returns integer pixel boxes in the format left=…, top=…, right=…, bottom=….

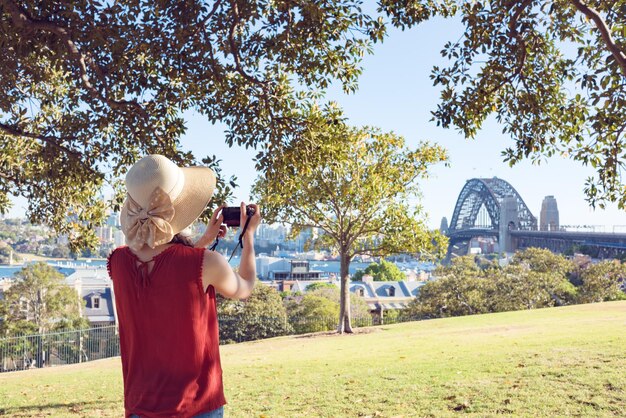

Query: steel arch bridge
left=446, top=178, right=537, bottom=257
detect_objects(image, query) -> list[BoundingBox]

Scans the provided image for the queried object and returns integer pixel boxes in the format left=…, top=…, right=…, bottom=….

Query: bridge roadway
left=447, top=229, right=626, bottom=258
left=510, top=230, right=626, bottom=251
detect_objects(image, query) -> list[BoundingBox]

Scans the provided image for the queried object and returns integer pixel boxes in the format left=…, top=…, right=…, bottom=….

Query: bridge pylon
left=499, top=196, right=519, bottom=253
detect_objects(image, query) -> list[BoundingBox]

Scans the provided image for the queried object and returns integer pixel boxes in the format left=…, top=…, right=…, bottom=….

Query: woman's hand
left=240, top=202, right=261, bottom=237
left=195, top=205, right=228, bottom=248
left=207, top=205, right=228, bottom=241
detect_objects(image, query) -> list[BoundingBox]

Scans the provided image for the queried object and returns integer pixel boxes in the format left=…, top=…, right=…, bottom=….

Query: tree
left=379, top=0, right=626, bottom=209
left=285, top=292, right=340, bottom=334
left=402, top=254, right=578, bottom=320
left=51, top=245, right=71, bottom=259
left=577, top=260, right=626, bottom=303
left=510, top=247, right=573, bottom=277
left=353, top=259, right=405, bottom=281
left=0, top=0, right=385, bottom=249
left=0, top=241, right=18, bottom=264
left=217, top=281, right=291, bottom=344
left=285, top=287, right=371, bottom=334
left=402, top=256, right=494, bottom=319
left=3, top=262, right=84, bottom=333
left=305, top=282, right=337, bottom=291
left=490, top=264, right=577, bottom=311
left=1, top=262, right=88, bottom=366
left=255, top=117, right=448, bottom=333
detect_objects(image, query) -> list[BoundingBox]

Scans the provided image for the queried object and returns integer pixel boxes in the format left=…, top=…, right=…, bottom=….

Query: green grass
left=1, top=301, right=625, bottom=417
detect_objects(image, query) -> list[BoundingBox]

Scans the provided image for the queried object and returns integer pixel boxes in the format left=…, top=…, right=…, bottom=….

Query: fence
left=0, top=314, right=410, bottom=373
left=0, top=325, right=119, bottom=373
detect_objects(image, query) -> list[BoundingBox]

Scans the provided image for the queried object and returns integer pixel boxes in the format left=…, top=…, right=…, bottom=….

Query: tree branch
left=569, top=0, right=626, bottom=76
left=346, top=206, right=383, bottom=249
left=507, top=0, right=532, bottom=77
left=0, top=0, right=158, bottom=137
left=349, top=245, right=386, bottom=259
left=288, top=204, right=339, bottom=241
left=191, top=0, right=223, bottom=38
left=0, top=170, right=24, bottom=187
left=476, top=0, right=533, bottom=100
left=317, top=173, right=344, bottom=223
left=0, top=122, right=97, bottom=175
left=228, top=1, right=267, bottom=87
left=0, top=122, right=77, bottom=159
left=226, top=0, right=281, bottom=128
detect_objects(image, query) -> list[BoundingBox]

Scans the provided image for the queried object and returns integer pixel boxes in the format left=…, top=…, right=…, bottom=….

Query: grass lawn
left=1, top=301, right=625, bottom=417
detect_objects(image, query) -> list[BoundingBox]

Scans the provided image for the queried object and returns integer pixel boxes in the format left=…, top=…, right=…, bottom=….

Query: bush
left=402, top=251, right=580, bottom=320
left=352, top=259, right=405, bottom=281
left=217, top=282, right=292, bottom=344
left=577, top=260, right=626, bottom=303
left=285, top=287, right=371, bottom=333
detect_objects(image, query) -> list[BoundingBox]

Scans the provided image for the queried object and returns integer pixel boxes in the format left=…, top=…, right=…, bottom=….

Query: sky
left=7, top=16, right=626, bottom=230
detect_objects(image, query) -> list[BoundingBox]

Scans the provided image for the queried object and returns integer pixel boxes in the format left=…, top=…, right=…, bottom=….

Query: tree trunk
left=337, top=250, right=353, bottom=334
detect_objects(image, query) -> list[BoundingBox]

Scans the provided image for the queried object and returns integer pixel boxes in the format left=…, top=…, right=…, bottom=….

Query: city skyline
left=6, top=16, right=625, bottom=230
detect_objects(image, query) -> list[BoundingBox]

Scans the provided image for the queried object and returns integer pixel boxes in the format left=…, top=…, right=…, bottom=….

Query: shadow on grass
left=0, top=399, right=119, bottom=416
left=293, top=327, right=382, bottom=339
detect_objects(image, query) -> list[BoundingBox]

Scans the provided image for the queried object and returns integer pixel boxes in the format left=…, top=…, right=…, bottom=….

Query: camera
left=221, top=206, right=256, bottom=227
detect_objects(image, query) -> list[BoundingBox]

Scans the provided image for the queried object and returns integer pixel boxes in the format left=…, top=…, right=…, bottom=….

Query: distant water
left=0, top=260, right=106, bottom=278
left=0, top=266, right=26, bottom=277
left=0, top=257, right=434, bottom=278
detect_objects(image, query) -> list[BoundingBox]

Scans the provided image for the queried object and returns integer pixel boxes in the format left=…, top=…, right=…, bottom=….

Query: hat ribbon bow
left=124, top=187, right=175, bottom=251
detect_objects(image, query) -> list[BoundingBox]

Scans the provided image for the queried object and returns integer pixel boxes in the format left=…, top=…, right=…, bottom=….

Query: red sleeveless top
left=108, top=244, right=226, bottom=418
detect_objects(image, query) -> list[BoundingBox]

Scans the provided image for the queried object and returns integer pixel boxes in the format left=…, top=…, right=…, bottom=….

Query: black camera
left=221, top=206, right=255, bottom=227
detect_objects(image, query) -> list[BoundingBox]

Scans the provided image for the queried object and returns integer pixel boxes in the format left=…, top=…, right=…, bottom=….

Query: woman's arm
left=201, top=250, right=255, bottom=299
left=202, top=203, right=261, bottom=299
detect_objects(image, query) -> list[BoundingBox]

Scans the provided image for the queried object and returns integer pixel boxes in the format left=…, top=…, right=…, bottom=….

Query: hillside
left=1, top=301, right=625, bottom=417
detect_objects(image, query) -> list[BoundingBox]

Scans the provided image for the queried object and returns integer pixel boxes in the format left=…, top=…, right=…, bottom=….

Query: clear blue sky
left=7, top=16, right=625, bottom=230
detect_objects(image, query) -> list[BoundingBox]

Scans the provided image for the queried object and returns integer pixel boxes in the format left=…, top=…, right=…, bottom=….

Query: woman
left=108, top=154, right=260, bottom=418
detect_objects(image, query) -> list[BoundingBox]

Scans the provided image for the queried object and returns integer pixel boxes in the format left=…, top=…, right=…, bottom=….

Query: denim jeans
left=130, top=406, right=224, bottom=418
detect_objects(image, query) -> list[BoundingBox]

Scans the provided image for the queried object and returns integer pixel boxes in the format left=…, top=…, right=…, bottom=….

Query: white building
left=113, top=230, right=125, bottom=248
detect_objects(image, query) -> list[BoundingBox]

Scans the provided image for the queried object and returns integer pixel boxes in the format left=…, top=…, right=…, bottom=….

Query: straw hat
left=120, top=155, right=216, bottom=250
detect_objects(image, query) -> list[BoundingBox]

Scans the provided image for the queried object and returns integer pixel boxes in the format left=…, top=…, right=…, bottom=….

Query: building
left=540, top=196, right=559, bottom=231
left=255, top=223, right=288, bottom=243
left=95, top=226, right=114, bottom=244
left=269, top=260, right=325, bottom=281
left=469, top=236, right=498, bottom=254
left=256, top=256, right=292, bottom=280
left=65, top=268, right=117, bottom=325
left=0, top=278, right=12, bottom=298
left=349, top=277, right=424, bottom=314
left=262, top=259, right=328, bottom=292
left=284, top=275, right=425, bottom=316
left=440, top=217, right=449, bottom=234
left=113, top=230, right=126, bottom=248
left=105, top=212, right=120, bottom=228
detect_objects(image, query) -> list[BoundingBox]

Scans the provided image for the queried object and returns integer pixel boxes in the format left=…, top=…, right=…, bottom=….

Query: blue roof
left=65, top=268, right=115, bottom=324
left=81, top=287, right=115, bottom=323
left=402, top=281, right=425, bottom=296
left=349, top=280, right=426, bottom=298
left=370, top=282, right=404, bottom=297
left=349, top=282, right=375, bottom=297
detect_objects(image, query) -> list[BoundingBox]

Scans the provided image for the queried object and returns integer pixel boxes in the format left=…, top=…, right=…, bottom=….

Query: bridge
left=445, top=177, right=626, bottom=258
